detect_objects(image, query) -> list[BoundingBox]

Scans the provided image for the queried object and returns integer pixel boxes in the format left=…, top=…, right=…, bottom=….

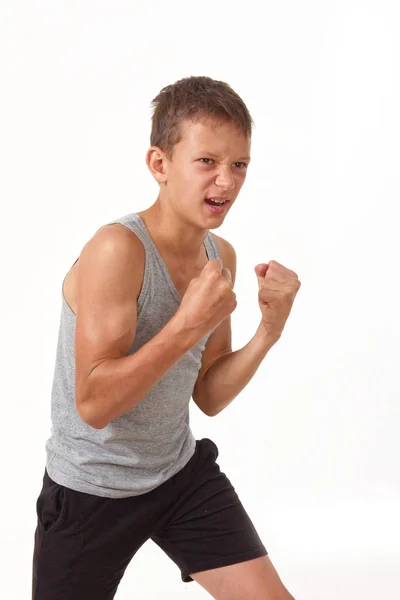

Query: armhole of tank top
left=134, top=233, right=151, bottom=314
left=61, top=257, right=79, bottom=315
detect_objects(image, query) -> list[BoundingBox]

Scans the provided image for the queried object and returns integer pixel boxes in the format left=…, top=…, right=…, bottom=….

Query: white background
left=1, top=1, right=399, bottom=598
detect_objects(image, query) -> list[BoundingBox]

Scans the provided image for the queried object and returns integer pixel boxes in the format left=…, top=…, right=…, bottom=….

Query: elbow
left=76, top=389, right=107, bottom=430
left=193, top=391, right=218, bottom=417
left=201, top=408, right=216, bottom=417
left=205, top=407, right=220, bottom=417
left=78, top=404, right=107, bottom=429
left=84, top=414, right=107, bottom=430
left=203, top=405, right=218, bottom=417
left=201, top=396, right=233, bottom=417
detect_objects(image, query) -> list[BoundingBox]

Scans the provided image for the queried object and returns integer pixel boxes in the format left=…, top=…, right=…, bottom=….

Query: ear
left=145, top=146, right=168, bottom=184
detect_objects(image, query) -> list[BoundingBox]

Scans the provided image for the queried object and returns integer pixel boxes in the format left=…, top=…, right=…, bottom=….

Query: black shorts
left=32, top=438, right=268, bottom=599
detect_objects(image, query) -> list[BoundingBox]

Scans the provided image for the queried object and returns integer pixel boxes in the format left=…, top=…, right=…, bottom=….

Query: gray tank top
left=45, top=212, right=220, bottom=498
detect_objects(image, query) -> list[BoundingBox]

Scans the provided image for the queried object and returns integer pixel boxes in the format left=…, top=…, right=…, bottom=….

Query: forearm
left=79, top=316, right=199, bottom=429
left=196, top=322, right=279, bottom=416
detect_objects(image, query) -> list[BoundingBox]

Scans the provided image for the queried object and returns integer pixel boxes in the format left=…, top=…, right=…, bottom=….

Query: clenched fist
left=176, top=258, right=237, bottom=338
left=255, top=260, right=301, bottom=341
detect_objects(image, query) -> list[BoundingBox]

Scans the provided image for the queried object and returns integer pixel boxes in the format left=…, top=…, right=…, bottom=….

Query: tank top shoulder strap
left=204, top=232, right=220, bottom=260
left=102, top=213, right=153, bottom=250
left=103, top=212, right=220, bottom=261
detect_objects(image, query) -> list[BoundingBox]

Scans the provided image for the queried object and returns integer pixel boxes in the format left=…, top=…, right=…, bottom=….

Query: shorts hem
left=181, top=547, right=269, bottom=583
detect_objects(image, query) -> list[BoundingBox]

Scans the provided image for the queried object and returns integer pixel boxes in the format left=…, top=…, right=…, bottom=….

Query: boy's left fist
left=254, top=260, right=301, bottom=340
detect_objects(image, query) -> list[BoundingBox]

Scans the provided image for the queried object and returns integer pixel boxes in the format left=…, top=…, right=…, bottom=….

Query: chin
left=202, top=217, right=227, bottom=231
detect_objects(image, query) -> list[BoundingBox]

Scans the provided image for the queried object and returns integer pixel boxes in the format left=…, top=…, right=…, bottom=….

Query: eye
left=233, top=162, right=247, bottom=169
left=199, top=158, right=214, bottom=165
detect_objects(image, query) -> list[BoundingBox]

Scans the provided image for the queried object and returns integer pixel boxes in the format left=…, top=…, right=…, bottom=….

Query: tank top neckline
left=133, top=213, right=210, bottom=304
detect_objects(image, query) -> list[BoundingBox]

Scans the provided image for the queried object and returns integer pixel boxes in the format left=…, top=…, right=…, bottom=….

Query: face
left=148, top=117, right=251, bottom=227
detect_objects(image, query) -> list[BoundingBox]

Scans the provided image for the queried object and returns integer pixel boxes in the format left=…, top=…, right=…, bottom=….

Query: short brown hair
left=150, top=76, right=254, bottom=158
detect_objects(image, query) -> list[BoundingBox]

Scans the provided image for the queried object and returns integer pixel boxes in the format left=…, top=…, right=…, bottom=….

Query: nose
left=215, top=166, right=235, bottom=191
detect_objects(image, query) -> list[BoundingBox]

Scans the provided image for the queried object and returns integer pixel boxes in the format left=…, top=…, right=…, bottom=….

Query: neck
left=138, top=198, right=208, bottom=259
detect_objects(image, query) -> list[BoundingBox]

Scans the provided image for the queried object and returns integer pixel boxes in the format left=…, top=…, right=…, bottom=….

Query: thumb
left=202, top=257, right=222, bottom=274
left=254, top=263, right=269, bottom=289
left=221, top=267, right=232, bottom=283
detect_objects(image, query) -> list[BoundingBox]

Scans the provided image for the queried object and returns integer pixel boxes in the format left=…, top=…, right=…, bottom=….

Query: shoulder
left=83, top=222, right=145, bottom=263
left=209, top=232, right=237, bottom=284
left=76, top=223, right=146, bottom=290
left=64, top=223, right=145, bottom=315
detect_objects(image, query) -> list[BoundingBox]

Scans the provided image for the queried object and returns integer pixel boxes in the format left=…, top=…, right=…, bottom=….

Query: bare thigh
left=190, top=555, right=296, bottom=600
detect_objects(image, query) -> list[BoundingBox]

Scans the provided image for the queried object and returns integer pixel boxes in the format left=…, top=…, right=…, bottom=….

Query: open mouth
left=205, top=198, right=229, bottom=206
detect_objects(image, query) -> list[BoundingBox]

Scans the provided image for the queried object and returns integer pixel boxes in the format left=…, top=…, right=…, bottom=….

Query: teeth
left=210, top=199, right=226, bottom=204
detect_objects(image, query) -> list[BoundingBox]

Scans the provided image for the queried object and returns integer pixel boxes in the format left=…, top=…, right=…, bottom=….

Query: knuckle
left=223, top=279, right=233, bottom=291
left=291, top=278, right=300, bottom=290
left=210, top=270, right=221, bottom=282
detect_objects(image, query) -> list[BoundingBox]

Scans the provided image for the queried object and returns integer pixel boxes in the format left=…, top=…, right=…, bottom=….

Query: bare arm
left=193, top=323, right=278, bottom=416
left=75, top=226, right=200, bottom=429
left=192, top=237, right=279, bottom=417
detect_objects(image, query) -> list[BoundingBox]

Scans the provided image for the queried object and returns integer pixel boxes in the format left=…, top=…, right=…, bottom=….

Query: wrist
left=168, top=314, right=203, bottom=352
left=255, top=321, right=280, bottom=350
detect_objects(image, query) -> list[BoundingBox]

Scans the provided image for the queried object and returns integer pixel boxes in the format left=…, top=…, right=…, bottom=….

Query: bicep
left=74, top=226, right=144, bottom=407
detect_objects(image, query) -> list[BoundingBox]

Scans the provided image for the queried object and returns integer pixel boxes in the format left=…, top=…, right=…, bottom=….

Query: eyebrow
left=197, top=151, right=251, bottom=162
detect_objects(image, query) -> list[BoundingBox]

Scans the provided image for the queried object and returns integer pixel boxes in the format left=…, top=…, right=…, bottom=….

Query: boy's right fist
left=176, top=258, right=237, bottom=337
